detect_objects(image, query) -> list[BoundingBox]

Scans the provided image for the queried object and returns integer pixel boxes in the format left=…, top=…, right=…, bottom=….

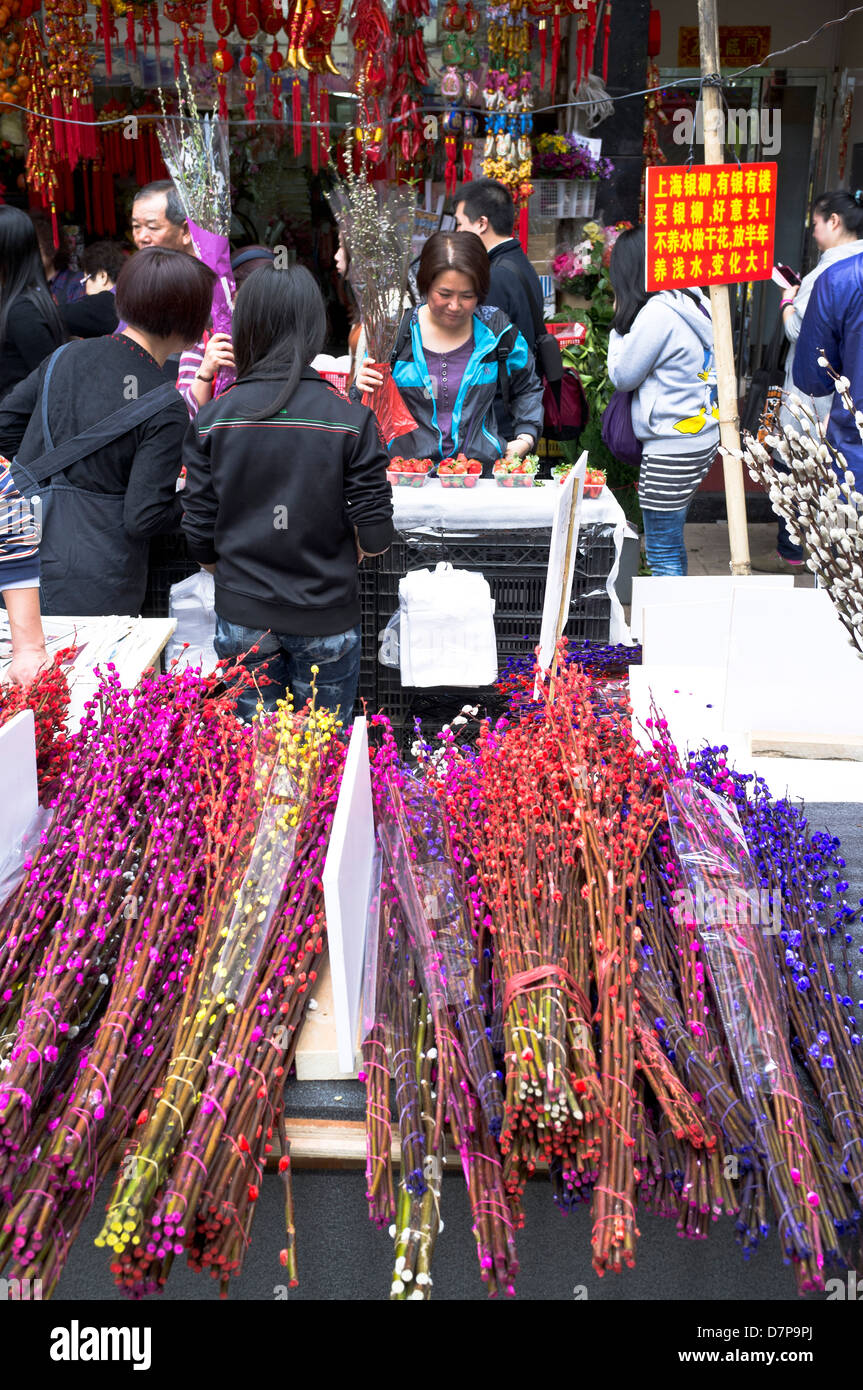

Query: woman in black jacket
left=0, top=207, right=66, bottom=402
left=0, top=247, right=215, bottom=616
left=182, top=264, right=394, bottom=722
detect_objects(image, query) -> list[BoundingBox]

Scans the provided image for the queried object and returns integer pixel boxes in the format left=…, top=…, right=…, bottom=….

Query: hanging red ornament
left=319, top=83, right=329, bottom=166
left=240, top=40, right=258, bottom=120
left=100, top=0, right=114, bottom=77
left=212, top=36, right=234, bottom=119
left=234, top=0, right=259, bottom=40
left=212, top=0, right=233, bottom=35
left=308, top=70, right=319, bottom=172
left=260, top=0, right=282, bottom=35
left=125, top=8, right=138, bottom=63
left=292, top=76, right=302, bottom=155
left=267, top=40, right=284, bottom=119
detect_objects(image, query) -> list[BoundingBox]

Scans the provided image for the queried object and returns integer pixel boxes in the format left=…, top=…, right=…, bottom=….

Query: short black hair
left=416, top=230, right=490, bottom=303
left=133, top=179, right=187, bottom=228
left=83, top=240, right=127, bottom=284
left=115, top=246, right=215, bottom=343
left=453, top=178, right=516, bottom=237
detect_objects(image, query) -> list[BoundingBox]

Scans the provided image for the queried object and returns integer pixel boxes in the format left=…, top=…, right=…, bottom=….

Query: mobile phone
left=772, top=263, right=801, bottom=290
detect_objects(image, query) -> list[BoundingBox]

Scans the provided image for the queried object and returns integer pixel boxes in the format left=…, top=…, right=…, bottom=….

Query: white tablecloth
left=390, top=480, right=633, bottom=644
left=391, top=478, right=626, bottom=531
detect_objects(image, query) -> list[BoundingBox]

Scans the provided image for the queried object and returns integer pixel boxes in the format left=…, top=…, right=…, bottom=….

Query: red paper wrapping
left=360, top=364, right=418, bottom=444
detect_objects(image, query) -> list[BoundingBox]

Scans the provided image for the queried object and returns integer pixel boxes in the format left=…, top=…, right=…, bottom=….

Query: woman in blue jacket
left=355, top=231, right=543, bottom=475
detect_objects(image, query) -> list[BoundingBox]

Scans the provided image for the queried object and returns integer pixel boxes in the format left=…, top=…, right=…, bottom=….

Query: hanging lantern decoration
left=439, top=1, right=481, bottom=195
left=348, top=0, right=390, bottom=175
left=163, top=0, right=208, bottom=75
left=239, top=40, right=258, bottom=120
left=212, top=35, right=234, bottom=119
left=267, top=38, right=283, bottom=119
left=387, top=0, right=430, bottom=183
left=483, top=0, right=533, bottom=231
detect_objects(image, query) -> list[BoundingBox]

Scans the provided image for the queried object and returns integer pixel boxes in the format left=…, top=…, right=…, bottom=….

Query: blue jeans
left=214, top=616, right=361, bottom=723
left=642, top=504, right=690, bottom=576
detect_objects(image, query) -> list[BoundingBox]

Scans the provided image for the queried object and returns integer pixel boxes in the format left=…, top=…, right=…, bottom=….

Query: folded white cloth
left=399, top=562, right=497, bottom=687
left=166, top=569, right=218, bottom=675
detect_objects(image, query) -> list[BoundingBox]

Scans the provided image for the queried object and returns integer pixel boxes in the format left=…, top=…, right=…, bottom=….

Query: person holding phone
left=759, top=189, right=863, bottom=571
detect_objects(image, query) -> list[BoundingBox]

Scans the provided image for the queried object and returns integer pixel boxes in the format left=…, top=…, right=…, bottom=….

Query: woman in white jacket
left=767, top=189, right=863, bottom=569
left=606, top=227, right=719, bottom=576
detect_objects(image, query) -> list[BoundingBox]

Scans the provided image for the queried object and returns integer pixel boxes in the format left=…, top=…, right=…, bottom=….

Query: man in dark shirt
left=453, top=178, right=544, bottom=439
left=453, top=179, right=544, bottom=349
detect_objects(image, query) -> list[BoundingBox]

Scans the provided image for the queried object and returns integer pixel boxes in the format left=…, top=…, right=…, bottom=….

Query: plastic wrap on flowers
left=188, top=220, right=236, bottom=396
left=663, top=777, right=827, bottom=1289
left=664, top=779, right=782, bottom=1096
left=361, top=363, right=418, bottom=444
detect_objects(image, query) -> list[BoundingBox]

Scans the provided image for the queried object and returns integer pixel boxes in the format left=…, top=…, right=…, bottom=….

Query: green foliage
left=552, top=272, right=643, bottom=530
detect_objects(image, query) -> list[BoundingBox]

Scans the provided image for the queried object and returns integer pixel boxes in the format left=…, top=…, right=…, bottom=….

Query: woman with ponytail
left=181, top=263, right=394, bottom=721
left=793, top=189, right=863, bottom=492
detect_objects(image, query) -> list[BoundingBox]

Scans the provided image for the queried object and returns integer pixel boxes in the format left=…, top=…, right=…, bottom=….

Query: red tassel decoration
left=50, top=203, right=59, bottom=245
left=125, top=9, right=137, bottom=63
left=101, top=0, right=113, bottom=76
left=603, top=0, right=611, bottom=82
left=174, top=38, right=181, bottom=78
left=550, top=8, right=561, bottom=98
left=308, top=73, right=319, bottom=173
left=319, top=85, right=329, bottom=167
left=152, top=6, right=161, bottom=61
left=268, top=42, right=284, bottom=120
left=51, top=90, right=65, bottom=163
left=213, top=38, right=234, bottom=120
left=518, top=204, right=528, bottom=254
left=292, top=78, right=302, bottom=156
left=83, top=159, right=92, bottom=229
left=198, top=32, right=207, bottom=64
left=462, top=135, right=474, bottom=181
left=538, top=18, right=546, bottom=91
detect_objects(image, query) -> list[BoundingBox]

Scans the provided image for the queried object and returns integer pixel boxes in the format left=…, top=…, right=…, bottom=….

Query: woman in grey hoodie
left=607, top=227, right=719, bottom=576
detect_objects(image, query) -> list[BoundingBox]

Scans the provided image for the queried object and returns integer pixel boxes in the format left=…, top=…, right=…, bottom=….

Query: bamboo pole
left=697, top=0, right=752, bottom=575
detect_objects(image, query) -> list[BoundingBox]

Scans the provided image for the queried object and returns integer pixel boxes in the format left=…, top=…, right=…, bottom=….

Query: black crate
left=359, top=524, right=617, bottom=724
left=140, top=532, right=199, bottom=619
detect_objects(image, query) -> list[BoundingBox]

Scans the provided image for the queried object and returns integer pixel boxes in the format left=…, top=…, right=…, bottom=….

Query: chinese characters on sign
left=644, top=163, right=777, bottom=293
left=677, top=26, right=771, bottom=66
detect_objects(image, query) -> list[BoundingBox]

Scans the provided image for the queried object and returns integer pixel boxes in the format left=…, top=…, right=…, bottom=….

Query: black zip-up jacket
left=181, top=369, right=394, bottom=637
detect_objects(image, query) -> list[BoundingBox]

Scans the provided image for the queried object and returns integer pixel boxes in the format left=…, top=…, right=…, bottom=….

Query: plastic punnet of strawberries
left=438, top=453, right=482, bottom=475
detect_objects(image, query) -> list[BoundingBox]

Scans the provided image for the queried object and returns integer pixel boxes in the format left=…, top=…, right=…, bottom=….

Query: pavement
left=685, top=521, right=815, bottom=582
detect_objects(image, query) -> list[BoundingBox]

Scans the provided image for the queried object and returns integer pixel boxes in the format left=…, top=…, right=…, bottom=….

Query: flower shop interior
left=1, top=0, right=863, bottom=1344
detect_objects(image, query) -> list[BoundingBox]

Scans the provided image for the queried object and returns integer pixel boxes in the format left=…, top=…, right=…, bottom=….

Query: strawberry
left=467, top=460, right=482, bottom=475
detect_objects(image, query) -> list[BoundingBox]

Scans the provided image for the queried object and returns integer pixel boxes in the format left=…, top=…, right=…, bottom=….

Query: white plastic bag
left=165, top=568, right=218, bottom=674
left=398, top=562, right=497, bottom=687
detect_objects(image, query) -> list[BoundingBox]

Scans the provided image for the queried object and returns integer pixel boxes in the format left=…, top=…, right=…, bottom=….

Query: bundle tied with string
left=157, top=55, right=236, bottom=395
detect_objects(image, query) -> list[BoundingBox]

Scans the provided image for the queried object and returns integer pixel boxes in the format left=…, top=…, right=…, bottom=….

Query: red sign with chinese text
left=644, top=162, right=777, bottom=293
left=678, top=26, right=771, bottom=66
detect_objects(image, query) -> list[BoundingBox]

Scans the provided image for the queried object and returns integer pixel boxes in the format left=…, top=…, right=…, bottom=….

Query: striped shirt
left=0, top=455, right=39, bottom=589
left=638, top=441, right=717, bottom=513
left=177, top=338, right=207, bottom=420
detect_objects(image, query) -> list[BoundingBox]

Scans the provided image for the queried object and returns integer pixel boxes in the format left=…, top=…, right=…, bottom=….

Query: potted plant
left=531, top=135, right=614, bottom=219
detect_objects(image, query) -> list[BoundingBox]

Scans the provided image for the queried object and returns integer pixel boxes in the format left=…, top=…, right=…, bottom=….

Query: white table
left=0, top=614, right=177, bottom=732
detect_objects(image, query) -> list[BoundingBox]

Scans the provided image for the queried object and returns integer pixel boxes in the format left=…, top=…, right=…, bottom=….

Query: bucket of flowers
left=530, top=135, right=614, bottom=219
